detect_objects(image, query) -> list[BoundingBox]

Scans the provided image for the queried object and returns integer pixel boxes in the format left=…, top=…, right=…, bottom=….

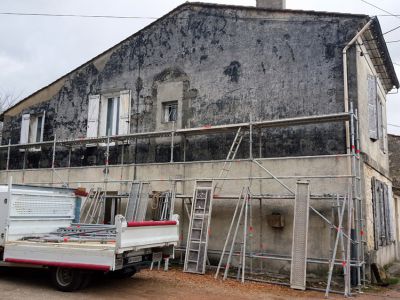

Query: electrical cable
left=0, top=12, right=159, bottom=19
left=360, top=0, right=400, bottom=35
left=384, top=25, right=400, bottom=36
left=360, top=0, right=400, bottom=20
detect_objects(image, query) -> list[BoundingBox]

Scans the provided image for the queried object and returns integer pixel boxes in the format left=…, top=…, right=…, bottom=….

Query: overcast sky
left=0, top=0, right=399, bottom=134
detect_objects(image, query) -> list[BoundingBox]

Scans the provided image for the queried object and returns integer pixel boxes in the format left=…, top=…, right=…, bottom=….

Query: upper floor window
left=86, top=90, right=131, bottom=138
left=20, top=112, right=45, bottom=144
left=367, top=75, right=387, bottom=153
left=106, top=96, right=120, bottom=136
left=163, top=101, right=178, bottom=123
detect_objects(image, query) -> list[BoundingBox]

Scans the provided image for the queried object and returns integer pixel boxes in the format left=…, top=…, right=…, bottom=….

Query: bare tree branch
left=0, top=89, right=21, bottom=113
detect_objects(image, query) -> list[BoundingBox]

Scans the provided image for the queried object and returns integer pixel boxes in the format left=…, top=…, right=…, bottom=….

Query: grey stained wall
left=389, top=134, right=400, bottom=192
left=1, top=4, right=368, bottom=169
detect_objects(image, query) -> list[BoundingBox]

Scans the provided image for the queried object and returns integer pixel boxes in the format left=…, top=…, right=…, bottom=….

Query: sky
left=0, top=0, right=399, bottom=134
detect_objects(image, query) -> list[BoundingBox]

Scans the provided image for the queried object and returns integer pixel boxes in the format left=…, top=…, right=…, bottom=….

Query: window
left=20, top=112, right=45, bottom=144
left=86, top=90, right=131, bottom=138
left=368, top=75, right=387, bottom=153
left=163, top=101, right=178, bottom=123
left=372, top=177, right=394, bottom=249
left=106, top=97, right=120, bottom=136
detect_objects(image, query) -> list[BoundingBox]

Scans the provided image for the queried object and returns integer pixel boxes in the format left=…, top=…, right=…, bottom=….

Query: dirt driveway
left=0, top=267, right=399, bottom=300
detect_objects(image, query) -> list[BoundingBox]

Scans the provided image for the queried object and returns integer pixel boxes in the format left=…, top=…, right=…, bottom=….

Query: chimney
left=256, top=0, right=286, bottom=9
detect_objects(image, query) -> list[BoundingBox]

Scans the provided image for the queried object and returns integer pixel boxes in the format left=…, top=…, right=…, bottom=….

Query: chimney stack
left=256, top=0, right=286, bottom=9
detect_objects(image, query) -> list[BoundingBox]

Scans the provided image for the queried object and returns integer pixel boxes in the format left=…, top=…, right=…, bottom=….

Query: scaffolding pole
left=6, top=139, right=10, bottom=171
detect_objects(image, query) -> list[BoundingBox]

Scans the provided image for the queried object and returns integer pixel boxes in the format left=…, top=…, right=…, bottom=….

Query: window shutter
left=388, top=188, right=395, bottom=242
left=40, top=111, right=46, bottom=142
left=20, top=114, right=30, bottom=144
left=371, top=178, right=379, bottom=250
left=118, top=90, right=131, bottom=135
left=99, top=96, right=108, bottom=137
left=368, top=75, right=378, bottom=140
left=87, top=95, right=100, bottom=138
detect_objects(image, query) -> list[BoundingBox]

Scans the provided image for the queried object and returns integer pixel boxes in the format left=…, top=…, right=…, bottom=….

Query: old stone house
left=0, top=0, right=399, bottom=285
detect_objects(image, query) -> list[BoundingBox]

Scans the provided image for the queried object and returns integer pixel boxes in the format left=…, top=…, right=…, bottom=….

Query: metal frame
left=0, top=111, right=366, bottom=296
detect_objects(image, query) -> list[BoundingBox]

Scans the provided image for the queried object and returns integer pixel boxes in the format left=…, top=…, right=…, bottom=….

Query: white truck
left=0, top=183, right=179, bottom=291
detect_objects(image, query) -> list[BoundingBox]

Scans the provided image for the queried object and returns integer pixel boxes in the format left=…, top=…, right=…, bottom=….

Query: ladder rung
left=194, top=214, right=207, bottom=218
left=187, top=259, right=199, bottom=263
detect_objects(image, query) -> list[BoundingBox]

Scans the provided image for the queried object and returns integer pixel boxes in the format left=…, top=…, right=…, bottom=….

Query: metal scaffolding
left=0, top=111, right=366, bottom=296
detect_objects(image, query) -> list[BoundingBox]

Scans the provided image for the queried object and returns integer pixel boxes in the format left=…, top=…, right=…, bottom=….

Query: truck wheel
left=79, top=272, right=94, bottom=289
left=50, top=267, right=83, bottom=292
left=109, top=267, right=137, bottom=279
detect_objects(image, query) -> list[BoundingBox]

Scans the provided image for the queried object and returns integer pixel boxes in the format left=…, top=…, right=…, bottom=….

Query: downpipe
left=342, top=18, right=374, bottom=153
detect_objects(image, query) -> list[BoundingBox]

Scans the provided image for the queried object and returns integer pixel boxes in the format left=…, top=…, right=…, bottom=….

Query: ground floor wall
left=363, top=163, right=398, bottom=267
left=0, top=155, right=397, bottom=275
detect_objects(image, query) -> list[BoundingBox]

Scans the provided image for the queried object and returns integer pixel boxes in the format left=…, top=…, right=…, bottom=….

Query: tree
left=0, top=91, right=19, bottom=113
left=0, top=90, right=21, bottom=144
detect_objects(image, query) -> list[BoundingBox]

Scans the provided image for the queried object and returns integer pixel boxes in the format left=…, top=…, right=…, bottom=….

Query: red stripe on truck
left=127, top=220, right=177, bottom=227
left=4, top=258, right=110, bottom=271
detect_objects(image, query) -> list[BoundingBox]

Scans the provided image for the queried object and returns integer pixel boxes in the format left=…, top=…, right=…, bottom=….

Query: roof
left=363, top=17, right=400, bottom=91
left=1, top=2, right=398, bottom=120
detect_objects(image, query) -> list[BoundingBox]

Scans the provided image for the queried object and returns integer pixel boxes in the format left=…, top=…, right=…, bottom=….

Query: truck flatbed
left=0, top=184, right=179, bottom=291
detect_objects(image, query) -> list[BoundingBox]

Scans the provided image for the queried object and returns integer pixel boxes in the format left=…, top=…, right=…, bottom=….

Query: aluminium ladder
left=214, top=127, right=245, bottom=195
left=184, top=180, right=214, bottom=274
left=81, top=187, right=104, bottom=224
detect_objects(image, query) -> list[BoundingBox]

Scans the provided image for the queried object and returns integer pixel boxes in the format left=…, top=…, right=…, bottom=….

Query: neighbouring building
left=389, top=134, right=400, bottom=255
left=389, top=134, right=400, bottom=193
left=0, top=1, right=399, bottom=286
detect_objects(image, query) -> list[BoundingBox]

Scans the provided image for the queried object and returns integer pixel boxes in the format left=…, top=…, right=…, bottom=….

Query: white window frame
left=88, top=90, right=131, bottom=141
left=20, top=112, right=45, bottom=145
left=162, top=101, right=178, bottom=123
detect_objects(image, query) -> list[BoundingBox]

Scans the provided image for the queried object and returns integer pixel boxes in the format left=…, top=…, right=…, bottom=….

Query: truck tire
left=79, top=271, right=94, bottom=289
left=109, top=267, right=137, bottom=279
left=50, top=267, right=83, bottom=292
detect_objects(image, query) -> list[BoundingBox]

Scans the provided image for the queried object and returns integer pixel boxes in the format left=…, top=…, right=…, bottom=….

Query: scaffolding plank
left=290, top=181, right=310, bottom=291
left=125, top=182, right=150, bottom=222
left=0, top=113, right=351, bottom=150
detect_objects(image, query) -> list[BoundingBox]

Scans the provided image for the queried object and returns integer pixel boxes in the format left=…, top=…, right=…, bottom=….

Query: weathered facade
left=389, top=134, right=400, bottom=193
left=0, top=4, right=369, bottom=166
left=0, top=2, right=399, bottom=283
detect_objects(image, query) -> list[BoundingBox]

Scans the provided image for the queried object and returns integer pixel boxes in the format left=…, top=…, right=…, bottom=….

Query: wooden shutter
left=368, top=75, right=378, bottom=140
left=118, top=90, right=131, bottom=135
left=39, top=111, right=46, bottom=142
left=99, top=96, right=108, bottom=137
left=87, top=95, right=100, bottom=138
left=371, top=178, right=379, bottom=250
left=20, top=114, right=30, bottom=144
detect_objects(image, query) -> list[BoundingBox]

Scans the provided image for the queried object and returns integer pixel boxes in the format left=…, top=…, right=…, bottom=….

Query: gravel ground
left=0, top=266, right=399, bottom=299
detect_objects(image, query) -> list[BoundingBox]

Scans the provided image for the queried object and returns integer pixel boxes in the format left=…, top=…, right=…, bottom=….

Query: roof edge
left=3, top=2, right=374, bottom=116
left=370, top=17, right=399, bottom=90
left=2, top=2, right=191, bottom=116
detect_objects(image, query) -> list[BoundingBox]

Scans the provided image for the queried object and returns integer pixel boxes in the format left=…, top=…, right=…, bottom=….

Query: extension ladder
left=214, top=127, right=244, bottom=194
left=184, top=181, right=214, bottom=274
